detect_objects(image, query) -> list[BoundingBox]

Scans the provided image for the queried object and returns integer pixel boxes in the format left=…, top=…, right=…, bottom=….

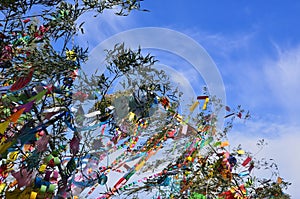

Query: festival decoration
left=0, top=1, right=290, bottom=199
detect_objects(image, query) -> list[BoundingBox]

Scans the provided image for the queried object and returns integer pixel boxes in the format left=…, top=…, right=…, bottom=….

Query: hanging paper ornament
left=39, top=164, right=47, bottom=173
left=248, top=162, right=254, bottom=173
left=98, top=173, right=108, bottom=185
left=66, top=158, right=76, bottom=176
left=48, top=184, right=56, bottom=193
left=30, top=191, right=37, bottom=199
left=181, top=124, right=188, bottom=135
left=44, top=170, right=52, bottom=181
left=160, top=97, right=170, bottom=109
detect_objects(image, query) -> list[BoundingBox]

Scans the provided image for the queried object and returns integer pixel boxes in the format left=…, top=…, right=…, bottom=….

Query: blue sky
left=77, top=1, right=300, bottom=197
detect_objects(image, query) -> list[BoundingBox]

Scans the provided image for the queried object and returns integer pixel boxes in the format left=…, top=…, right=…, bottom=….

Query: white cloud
left=183, top=28, right=258, bottom=60
left=76, top=10, right=136, bottom=49
left=264, top=45, right=300, bottom=123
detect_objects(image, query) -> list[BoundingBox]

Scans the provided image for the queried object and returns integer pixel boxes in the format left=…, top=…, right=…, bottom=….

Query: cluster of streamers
left=66, top=95, right=288, bottom=199
left=0, top=7, right=87, bottom=198
left=0, top=62, right=290, bottom=199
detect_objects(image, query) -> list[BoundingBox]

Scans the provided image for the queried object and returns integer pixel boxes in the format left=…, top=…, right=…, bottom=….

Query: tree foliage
left=0, top=1, right=290, bottom=199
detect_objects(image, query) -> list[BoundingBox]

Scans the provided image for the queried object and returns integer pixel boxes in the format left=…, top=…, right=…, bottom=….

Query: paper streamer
left=242, top=157, right=252, bottom=167
left=220, top=141, right=229, bottom=148
left=190, top=101, right=199, bottom=112
left=48, top=184, right=56, bottom=192
left=27, top=89, right=47, bottom=102
left=202, top=98, right=209, bottom=110
left=39, top=164, right=47, bottom=172
left=197, top=96, right=209, bottom=100
left=52, top=170, right=59, bottom=179
left=0, top=183, right=6, bottom=193
left=44, top=170, right=52, bottom=181
left=40, top=185, right=47, bottom=193
left=17, top=100, right=35, bottom=113
left=0, top=121, right=10, bottom=134
left=237, top=150, right=245, bottom=155
left=135, top=160, right=146, bottom=171
left=9, top=108, right=25, bottom=123
left=84, top=111, right=101, bottom=118
left=54, top=157, right=60, bottom=165
left=10, top=69, right=34, bottom=91
left=45, top=154, right=54, bottom=163
left=30, top=191, right=37, bottom=199
left=181, top=124, right=188, bottom=135
left=238, top=171, right=249, bottom=177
